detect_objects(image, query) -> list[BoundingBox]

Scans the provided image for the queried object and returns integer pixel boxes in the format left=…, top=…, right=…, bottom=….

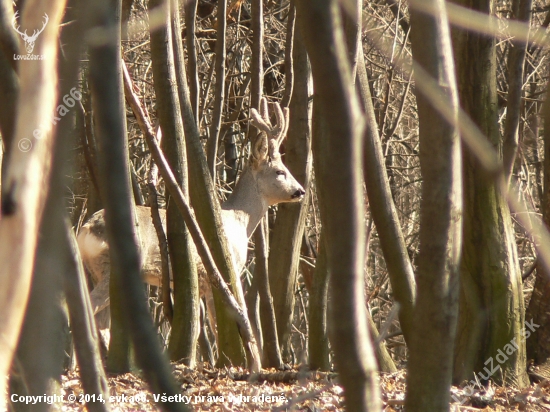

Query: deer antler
left=12, top=12, right=26, bottom=37
left=30, top=14, right=49, bottom=41
left=250, top=97, right=289, bottom=158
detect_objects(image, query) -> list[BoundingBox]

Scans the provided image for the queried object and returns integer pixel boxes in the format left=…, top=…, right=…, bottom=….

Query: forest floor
left=56, top=365, right=550, bottom=411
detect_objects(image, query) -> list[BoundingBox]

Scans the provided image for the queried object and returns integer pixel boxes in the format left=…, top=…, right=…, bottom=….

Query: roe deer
left=77, top=99, right=305, bottom=329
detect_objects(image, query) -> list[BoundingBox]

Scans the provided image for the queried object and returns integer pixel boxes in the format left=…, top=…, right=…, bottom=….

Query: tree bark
left=206, top=0, right=226, bottom=179
left=269, top=14, right=312, bottom=359
left=256, top=217, right=283, bottom=368
left=405, top=1, right=463, bottom=411
left=172, top=6, right=247, bottom=368
left=0, top=0, right=18, bottom=71
left=89, top=0, right=189, bottom=409
left=356, top=45, right=416, bottom=346
left=91, top=0, right=132, bottom=374
left=184, top=0, right=199, bottom=121
left=525, top=74, right=550, bottom=373
left=308, top=229, right=330, bottom=371
left=248, top=0, right=285, bottom=368
left=0, top=0, right=18, bottom=185
left=9, top=4, right=87, bottom=409
left=65, top=224, right=110, bottom=412
left=250, top=0, right=263, bottom=112
left=502, top=0, right=532, bottom=185
left=367, top=312, right=397, bottom=373
left=451, top=0, right=529, bottom=389
left=0, top=1, right=66, bottom=408
left=296, top=0, right=381, bottom=410
left=347, top=1, right=401, bottom=371
left=123, top=65, right=262, bottom=372
left=150, top=0, right=200, bottom=366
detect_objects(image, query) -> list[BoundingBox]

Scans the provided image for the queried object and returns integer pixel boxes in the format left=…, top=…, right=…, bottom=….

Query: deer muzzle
left=291, top=188, right=306, bottom=200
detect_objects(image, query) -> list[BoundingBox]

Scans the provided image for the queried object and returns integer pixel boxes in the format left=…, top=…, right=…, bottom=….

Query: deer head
left=249, top=98, right=305, bottom=205
left=12, top=11, right=49, bottom=54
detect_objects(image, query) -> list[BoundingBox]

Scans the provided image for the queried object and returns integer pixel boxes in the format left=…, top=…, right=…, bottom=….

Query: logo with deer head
left=12, top=11, right=49, bottom=54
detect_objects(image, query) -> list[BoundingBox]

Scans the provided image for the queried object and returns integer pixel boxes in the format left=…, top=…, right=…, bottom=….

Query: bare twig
left=206, top=0, right=228, bottom=179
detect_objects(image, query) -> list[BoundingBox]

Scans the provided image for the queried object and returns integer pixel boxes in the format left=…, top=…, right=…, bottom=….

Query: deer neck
left=221, top=167, right=268, bottom=238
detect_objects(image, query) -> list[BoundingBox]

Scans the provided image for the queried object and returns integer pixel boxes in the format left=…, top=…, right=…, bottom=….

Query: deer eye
left=276, top=170, right=286, bottom=177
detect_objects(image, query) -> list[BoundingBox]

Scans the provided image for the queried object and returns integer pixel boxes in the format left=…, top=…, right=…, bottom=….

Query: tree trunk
left=451, top=0, right=529, bottom=389
left=10, top=155, right=73, bottom=412
left=149, top=0, right=200, bottom=366
left=206, top=0, right=226, bottom=180
left=91, top=0, right=132, bottom=374
left=296, top=0, right=381, bottom=410
left=356, top=45, right=416, bottom=346
left=256, top=218, right=283, bottom=368
left=248, top=0, right=285, bottom=368
left=0, top=1, right=66, bottom=408
left=404, top=1, right=462, bottom=411
left=502, top=0, right=532, bottom=184
left=269, top=18, right=312, bottom=359
left=307, top=228, right=330, bottom=371
left=0, top=0, right=18, bottom=186
left=65, top=225, right=110, bottom=412
left=525, top=75, right=550, bottom=375
left=122, top=65, right=262, bottom=372
left=9, top=5, right=86, bottom=408
left=183, top=0, right=199, bottom=121
left=366, top=312, right=397, bottom=373
left=176, top=28, right=247, bottom=371
left=89, top=0, right=189, bottom=409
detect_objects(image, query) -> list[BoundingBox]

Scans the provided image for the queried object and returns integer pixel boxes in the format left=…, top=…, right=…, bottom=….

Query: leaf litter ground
left=58, top=365, right=550, bottom=411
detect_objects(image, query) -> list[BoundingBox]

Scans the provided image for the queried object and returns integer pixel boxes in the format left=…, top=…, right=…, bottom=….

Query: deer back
left=77, top=206, right=166, bottom=286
